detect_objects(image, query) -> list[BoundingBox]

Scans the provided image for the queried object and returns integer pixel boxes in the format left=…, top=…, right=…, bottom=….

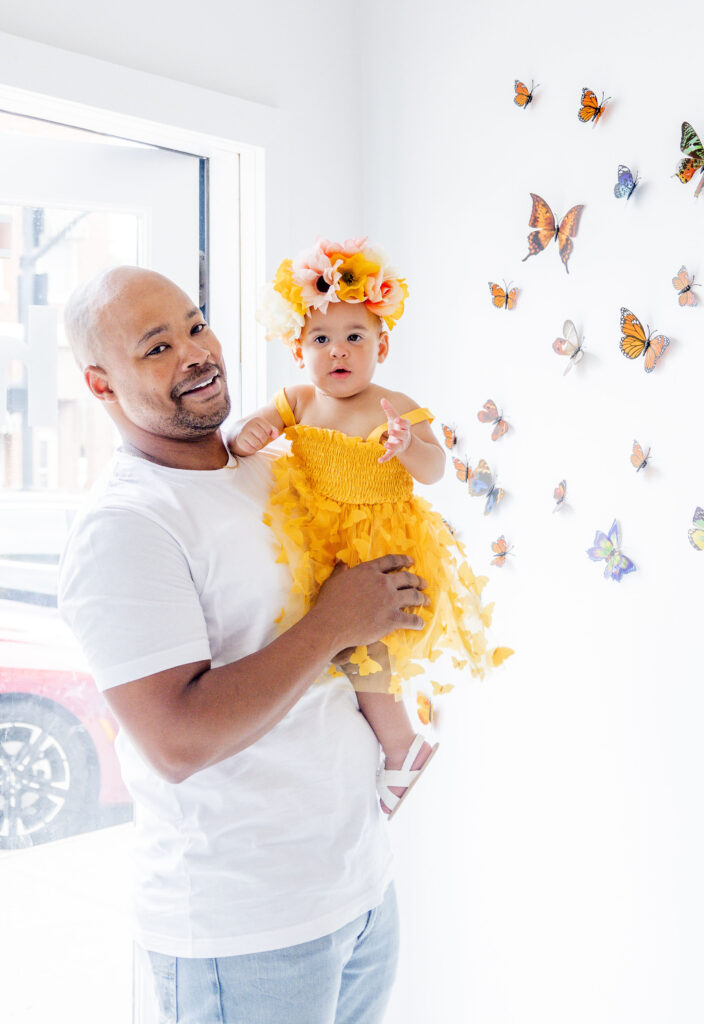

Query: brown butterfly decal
left=522, top=194, right=584, bottom=274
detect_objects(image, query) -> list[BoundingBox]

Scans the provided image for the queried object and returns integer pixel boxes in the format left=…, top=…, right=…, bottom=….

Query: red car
left=0, top=598, right=132, bottom=849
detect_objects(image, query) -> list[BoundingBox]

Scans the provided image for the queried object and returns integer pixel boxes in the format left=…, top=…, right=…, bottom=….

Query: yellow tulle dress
left=264, top=389, right=509, bottom=698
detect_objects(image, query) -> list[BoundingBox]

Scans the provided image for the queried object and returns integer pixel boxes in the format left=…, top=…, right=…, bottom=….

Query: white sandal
left=377, top=735, right=439, bottom=820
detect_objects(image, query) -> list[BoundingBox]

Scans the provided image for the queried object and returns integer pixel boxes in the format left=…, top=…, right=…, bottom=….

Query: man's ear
left=376, top=332, right=389, bottom=364
left=85, top=365, right=118, bottom=403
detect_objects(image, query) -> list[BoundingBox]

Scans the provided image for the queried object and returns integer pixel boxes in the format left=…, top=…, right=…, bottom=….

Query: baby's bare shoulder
left=375, top=385, right=423, bottom=415
left=284, top=383, right=315, bottom=418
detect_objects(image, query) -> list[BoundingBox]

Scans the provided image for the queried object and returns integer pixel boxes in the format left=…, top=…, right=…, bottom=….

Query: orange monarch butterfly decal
left=441, top=423, right=457, bottom=449
left=630, top=441, right=651, bottom=472
left=477, top=399, right=509, bottom=441
left=453, top=455, right=471, bottom=484
left=489, top=280, right=518, bottom=310
left=578, top=87, right=610, bottom=126
left=672, top=265, right=700, bottom=307
left=675, top=122, right=704, bottom=197
left=619, top=308, right=670, bottom=373
left=522, top=194, right=584, bottom=274
left=491, top=535, right=513, bottom=567
left=514, top=80, right=538, bottom=108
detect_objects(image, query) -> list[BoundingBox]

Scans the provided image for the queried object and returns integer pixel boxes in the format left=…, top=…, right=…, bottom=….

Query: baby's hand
left=378, top=398, right=411, bottom=464
left=229, top=416, right=279, bottom=456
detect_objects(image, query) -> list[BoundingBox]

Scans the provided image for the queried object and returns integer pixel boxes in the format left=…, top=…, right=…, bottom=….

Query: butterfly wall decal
left=586, top=520, right=636, bottom=581
left=489, top=280, right=517, bottom=310
left=477, top=399, right=509, bottom=441
left=453, top=455, right=471, bottom=484
left=552, top=320, right=585, bottom=374
left=469, top=459, right=504, bottom=515
left=675, top=122, right=704, bottom=197
left=672, top=266, right=700, bottom=307
left=630, top=440, right=651, bottom=472
left=442, top=423, right=457, bottom=449
left=578, top=87, right=610, bottom=126
left=619, top=308, right=670, bottom=372
left=522, top=194, right=584, bottom=274
left=688, top=507, right=704, bottom=550
left=553, top=479, right=567, bottom=512
left=514, top=80, right=538, bottom=108
left=491, top=535, right=513, bottom=567
left=614, top=165, right=639, bottom=200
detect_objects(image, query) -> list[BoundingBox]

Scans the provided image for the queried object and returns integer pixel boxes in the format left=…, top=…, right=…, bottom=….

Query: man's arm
left=103, top=556, right=427, bottom=782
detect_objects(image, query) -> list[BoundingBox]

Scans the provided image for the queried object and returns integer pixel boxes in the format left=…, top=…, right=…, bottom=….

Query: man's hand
left=378, top=397, right=412, bottom=464
left=313, top=554, right=428, bottom=656
left=229, top=416, right=280, bottom=456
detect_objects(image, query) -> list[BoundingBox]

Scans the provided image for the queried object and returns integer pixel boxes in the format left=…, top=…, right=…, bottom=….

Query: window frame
left=0, top=82, right=267, bottom=416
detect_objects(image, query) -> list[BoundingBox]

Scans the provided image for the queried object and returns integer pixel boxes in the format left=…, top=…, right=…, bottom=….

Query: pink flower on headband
left=318, top=236, right=368, bottom=259
left=366, top=275, right=409, bottom=330
left=292, top=242, right=342, bottom=312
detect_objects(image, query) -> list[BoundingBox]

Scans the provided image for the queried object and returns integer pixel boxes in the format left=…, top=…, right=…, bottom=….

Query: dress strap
left=366, top=407, right=434, bottom=444
left=273, top=388, right=297, bottom=427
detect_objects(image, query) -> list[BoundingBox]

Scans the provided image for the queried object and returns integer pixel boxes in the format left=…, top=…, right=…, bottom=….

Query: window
left=0, top=100, right=261, bottom=1024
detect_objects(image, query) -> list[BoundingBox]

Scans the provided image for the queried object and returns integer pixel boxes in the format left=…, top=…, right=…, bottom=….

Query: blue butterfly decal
left=468, top=459, right=504, bottom=515
left=614, top=165, right=639, bottom=200
left=586, top=519, right=636, bottom=581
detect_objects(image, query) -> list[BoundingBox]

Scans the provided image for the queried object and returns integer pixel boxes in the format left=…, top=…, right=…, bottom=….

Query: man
left=58, top=267, right=428, bottom=1024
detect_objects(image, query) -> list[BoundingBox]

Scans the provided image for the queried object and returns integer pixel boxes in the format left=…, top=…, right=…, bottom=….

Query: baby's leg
left=343, top=642, right=434, bottom=814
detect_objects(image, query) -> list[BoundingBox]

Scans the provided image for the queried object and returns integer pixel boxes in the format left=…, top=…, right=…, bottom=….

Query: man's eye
left=146, top=343, right=168, bottom=356
left=192, top=322, right=207, bottom=334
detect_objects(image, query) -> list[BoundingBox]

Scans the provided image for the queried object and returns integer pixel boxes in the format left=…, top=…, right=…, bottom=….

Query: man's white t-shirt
left=59, top=447, right=393, bottom=958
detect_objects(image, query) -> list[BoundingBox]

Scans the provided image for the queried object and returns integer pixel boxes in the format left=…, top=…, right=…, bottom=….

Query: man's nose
left=180, top=339, right=212, bottom=368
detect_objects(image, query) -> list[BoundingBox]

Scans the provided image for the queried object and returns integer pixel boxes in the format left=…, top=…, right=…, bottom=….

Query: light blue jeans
left=146, top=883, right=399, bottom=1024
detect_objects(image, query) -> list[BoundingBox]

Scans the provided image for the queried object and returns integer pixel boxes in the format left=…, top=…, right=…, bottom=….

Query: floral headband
left=257, top=236, right=409, bottom=348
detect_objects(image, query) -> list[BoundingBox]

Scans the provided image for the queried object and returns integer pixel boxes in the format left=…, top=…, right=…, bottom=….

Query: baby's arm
left=379, top=396, right=446, bottom=484
left=229, top=400, right=285, bottom=456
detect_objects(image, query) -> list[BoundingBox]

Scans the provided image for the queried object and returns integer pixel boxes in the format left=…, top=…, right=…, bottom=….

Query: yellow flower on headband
left=330, top=252, right=382, bottom=303
left=273, top=259, right=306, bottom=317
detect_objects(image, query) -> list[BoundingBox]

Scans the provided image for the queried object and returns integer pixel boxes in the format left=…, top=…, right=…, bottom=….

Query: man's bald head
left=64, top=266, right=179, bottom=370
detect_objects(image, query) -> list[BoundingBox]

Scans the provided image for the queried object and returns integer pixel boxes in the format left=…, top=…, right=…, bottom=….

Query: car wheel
left=0, top=693, right=100, bottom=850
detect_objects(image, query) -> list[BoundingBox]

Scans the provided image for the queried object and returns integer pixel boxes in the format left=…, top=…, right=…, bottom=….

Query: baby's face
left=295, top=302, right=388, bottom=397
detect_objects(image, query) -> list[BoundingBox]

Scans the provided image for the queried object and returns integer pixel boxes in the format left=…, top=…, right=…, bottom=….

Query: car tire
left=0, top=693, right=100, bottom=850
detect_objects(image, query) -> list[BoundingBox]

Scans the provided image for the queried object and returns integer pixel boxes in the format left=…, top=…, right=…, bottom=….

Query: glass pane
left=0, top=108, right=203, bottom=1024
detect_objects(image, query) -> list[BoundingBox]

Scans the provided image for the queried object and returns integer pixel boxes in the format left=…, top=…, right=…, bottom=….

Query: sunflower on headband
left=257, top=236, right=409, bottom=348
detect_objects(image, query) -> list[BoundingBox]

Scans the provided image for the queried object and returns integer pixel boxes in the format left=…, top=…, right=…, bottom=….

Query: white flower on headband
left=257, top=283, right=305, bottom=345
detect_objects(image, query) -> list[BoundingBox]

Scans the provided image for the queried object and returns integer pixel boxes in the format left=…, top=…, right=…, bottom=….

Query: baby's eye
left=146, top=343, right=169, bottom=357
left=347, top=333, right=362, bottom=343
left=313, top=335, right=329, bottom=345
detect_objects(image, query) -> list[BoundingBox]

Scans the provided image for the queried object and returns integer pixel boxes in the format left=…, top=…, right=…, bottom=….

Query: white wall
left=363, top=2, right=704, bottom=1023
